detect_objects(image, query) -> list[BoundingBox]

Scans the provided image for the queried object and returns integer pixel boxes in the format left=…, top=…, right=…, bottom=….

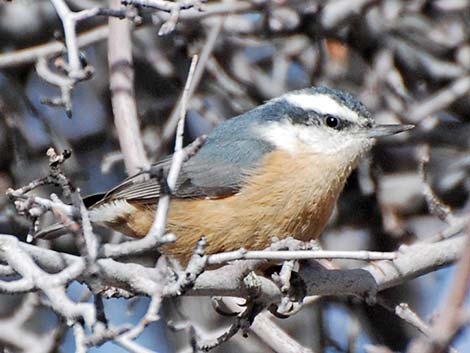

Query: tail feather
left=34, top=223, right=71, bottom=240
left=34, top=193, right=106, bottom=240
left=35, top=199, right=137, bottom=240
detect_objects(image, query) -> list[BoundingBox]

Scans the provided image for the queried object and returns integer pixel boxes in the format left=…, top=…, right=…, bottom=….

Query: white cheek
left=257, top=121, right=342, bottom=154
left=256, top=121, right=301, bottom=154
left=257, top=121, right=374, bottom=157
left=295, top=127, right=335, bottom=153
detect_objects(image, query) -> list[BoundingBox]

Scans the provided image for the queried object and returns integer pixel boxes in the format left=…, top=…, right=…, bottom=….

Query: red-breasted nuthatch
left=39, top=86, right=413, bottom=264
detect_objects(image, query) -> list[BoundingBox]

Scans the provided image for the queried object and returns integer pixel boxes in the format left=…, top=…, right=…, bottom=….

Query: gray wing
left=89, top=137, right=274, bottom=207
left=175, top=137, right=274, bottom=198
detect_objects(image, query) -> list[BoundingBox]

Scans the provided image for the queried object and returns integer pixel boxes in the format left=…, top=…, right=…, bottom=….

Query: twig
left=0, top=293, right=64, bottom=353
left=6, top=148, right=78, bottom=241
left=190, top=236, right=467, bottom=302
left=207, top=249, right=397, bottom=265
left=122, top=0, right=204, bottom=12
left=84, top=325, right=130, bottom=348
left=35, top=57, right=85, bottom=117
left=77, top=195, right=99, bottom=263
left=50, top=0, right=94, bottom=80
left=164, top=237, right=208, bottom=296
left=43, top=0, right=138, bottom=115
left=115, top=289, right=163, bottom=350
left=50, top=1, right=139, bottom=78
left=122, top=0, right=206, bottom=34
left=73, top=322, right=87, bottom=353
left=101, top=151, right=124, bottom=174
left=154, top=0, right=255, bottom=21
left=377, top=297, right=432, bottom=337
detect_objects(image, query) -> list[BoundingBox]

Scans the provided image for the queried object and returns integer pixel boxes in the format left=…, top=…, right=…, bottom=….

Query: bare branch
left=108, top=0, right=149, bottom=175
left=0, top=26, right=108, bottom=69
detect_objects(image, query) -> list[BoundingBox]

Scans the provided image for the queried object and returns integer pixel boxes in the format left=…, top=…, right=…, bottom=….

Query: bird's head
left=253, top=86, right=413, bottom=166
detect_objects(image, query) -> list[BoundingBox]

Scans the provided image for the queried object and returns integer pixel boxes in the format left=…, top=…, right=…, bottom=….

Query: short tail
left=33, top=223, right=72, bottom=240
left=34, top=193, right=107, bottom=241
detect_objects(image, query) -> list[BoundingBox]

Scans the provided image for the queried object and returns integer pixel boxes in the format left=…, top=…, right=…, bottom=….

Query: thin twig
left=207, top=249, right=396, bottom=265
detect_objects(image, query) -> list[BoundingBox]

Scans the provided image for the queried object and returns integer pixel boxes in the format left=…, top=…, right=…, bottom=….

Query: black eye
left=324, top=115, right=340, bottom=129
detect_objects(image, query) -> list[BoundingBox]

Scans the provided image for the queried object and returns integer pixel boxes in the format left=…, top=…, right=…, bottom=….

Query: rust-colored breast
left=124, top=148, right=354, bottom=264
left=105, top=149, right=354, bottom=264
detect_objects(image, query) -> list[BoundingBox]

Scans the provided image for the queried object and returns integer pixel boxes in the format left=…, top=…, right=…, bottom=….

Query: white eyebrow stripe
left=284, top=93, right=361, bottom=123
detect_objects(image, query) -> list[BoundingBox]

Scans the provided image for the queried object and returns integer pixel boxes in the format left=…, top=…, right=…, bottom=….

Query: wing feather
left=88, top=125, right=275, bottom=207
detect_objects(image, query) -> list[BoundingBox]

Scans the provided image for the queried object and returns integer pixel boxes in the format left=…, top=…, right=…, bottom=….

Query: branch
left=190, top=235, right=466, bottom=301
left=108, top=0, right=149, bottom=175
left=0, top=26, right=107, bottom=69
left=223, top=297, right=315, bottom=353
left=0, top=232, right=464, bottom=351
left=2, top=233, right=461, bottom=300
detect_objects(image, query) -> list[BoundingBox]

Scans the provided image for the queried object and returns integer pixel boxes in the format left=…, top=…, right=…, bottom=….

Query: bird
left=38, top=86, right=413, bottom=264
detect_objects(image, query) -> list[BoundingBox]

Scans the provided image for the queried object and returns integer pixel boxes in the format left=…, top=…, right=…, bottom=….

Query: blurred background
left=0, top=0, right=469, bottom=352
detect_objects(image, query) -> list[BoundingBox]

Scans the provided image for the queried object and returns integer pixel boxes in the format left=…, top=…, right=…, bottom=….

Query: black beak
left=367, top=124, right=415, bottom=138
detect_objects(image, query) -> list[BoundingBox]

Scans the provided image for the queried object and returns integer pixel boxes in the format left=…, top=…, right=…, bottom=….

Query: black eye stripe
left=286, top=106, right=321, bottom=126
left=283, top=100, right=355, bottom=129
